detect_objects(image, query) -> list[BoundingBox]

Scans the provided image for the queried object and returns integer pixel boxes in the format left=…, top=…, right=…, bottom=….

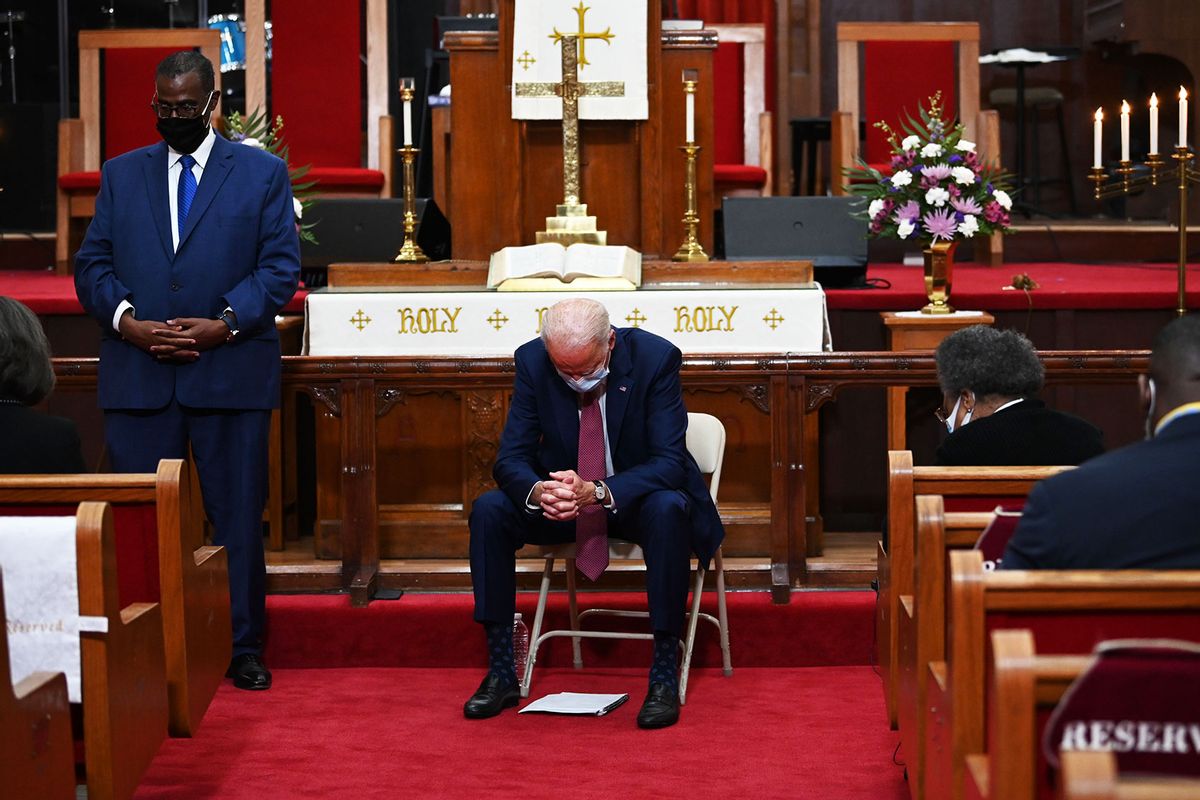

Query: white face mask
left=559, top=365, right=608, bottom=394
left=1144, top=377, right=1157, bottom=440
left=944, top=394, right=974, bottom=433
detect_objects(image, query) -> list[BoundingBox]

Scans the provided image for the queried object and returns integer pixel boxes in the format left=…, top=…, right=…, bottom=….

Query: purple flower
left=951, top=196, right=983, bottom=215
left=983, top=201, right=1010, bottom=227
left=921, top=208, right=958, bottom=241
left=893, top=200, right=921, bottom=223
left=923, top=164, right=952, bottom=181
left=948, top=154, right=963, bottom=164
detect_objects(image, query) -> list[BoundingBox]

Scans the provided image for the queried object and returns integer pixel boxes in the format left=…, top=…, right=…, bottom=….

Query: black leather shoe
left=226, top=654, right=272, bottom=691
left=463, top=673, right=520, bottom=719
left=636, top=682, right=680, bottom=729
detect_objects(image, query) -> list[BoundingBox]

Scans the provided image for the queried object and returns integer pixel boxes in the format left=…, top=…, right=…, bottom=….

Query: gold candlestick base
left=394, top=144, right=428, bottom=263
left=672, top=142, right=709, bottom=262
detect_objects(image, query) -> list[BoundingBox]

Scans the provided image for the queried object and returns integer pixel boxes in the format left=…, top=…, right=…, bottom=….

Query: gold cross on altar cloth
left=487, top=309, right=510, bottom=331
left=625, top=308, right=647, bottom=328
left=763, top=309, right=785, bottom=331
left=514, top=35, right=623, bottom=207
left=517, top=50, right=536, bottom=70
left=549, top=2, right=613, bottom=68
left=350, top=310, right=372, bottom=331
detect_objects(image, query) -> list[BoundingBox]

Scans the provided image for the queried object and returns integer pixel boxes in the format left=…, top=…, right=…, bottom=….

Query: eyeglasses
left=149, top=94, right=213, bottom=119
left=934, top=406, right=950, bottom=425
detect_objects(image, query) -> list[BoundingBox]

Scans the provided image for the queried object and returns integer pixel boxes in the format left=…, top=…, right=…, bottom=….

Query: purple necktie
left=575, top=390, right=608, bottom=580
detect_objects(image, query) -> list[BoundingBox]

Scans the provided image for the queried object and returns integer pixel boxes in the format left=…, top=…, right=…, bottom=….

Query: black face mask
left=157, top=114, right=210, bottom=154
left=156, top=95, right=214, bottom=154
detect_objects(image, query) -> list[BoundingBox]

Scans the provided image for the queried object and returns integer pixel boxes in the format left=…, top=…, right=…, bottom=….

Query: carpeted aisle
left=134, top=666, right=905, bottom=800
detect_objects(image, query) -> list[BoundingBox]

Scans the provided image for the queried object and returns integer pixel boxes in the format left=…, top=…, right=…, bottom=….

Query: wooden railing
left=52, top=351, right=1149, bottom=605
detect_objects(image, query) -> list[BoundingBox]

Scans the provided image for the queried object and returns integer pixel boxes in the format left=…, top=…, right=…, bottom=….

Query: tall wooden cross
left=514, top=34, right=623, bottom=209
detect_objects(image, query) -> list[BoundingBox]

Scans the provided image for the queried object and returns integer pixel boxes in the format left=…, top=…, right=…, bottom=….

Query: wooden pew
left=924, top=551, right=1200, bottom=800
left=1059, top=751, right=1200, bottom=800
left=0, top=460, right=231, bottom=736
left=896, top=497, right=996, bottom=798
left=0, top=502, right=169, bottom=799
left=0, top=568, right=75, bottom=799
left=879, top=449, right=1069, bottom=727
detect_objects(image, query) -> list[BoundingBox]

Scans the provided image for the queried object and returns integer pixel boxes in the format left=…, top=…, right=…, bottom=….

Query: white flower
left=897, top=220, right=916, bottom=239
left=868, top=199, right=886, bottom=219
left=956, top=139, right=976, bottom=153
left=921, top=142, right=944, bottom=158
left=293, top=197, right=303, bottom=220
left=957, top=214, right=979, bottom=238
left=993, top=189, right=1013, bottom=210
left=951, top=166, right=977, bottom=185
left=925, top=186, right=950, bottom=207
left=901, top=135, right=921, bottom=151
left=240, top=136, right=265, bottom=149
left=890, top=170, right=913, bottom=188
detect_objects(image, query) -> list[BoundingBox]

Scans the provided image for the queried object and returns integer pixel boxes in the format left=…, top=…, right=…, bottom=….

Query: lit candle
left=1149, top=93, right=1159, bottom=155
left=400, top=77, right=414, bottom=147
left=1180, top=86, right=1189, bottom=148
left=1093, top=108, right=1103, bottom=169
left=1120, top=100, right=1131, bottom=162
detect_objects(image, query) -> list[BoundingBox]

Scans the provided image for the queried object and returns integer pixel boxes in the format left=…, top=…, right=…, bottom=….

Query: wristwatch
left=218, top=309, right=239, bottom=342
left=592, top=480, right=607, bottom=503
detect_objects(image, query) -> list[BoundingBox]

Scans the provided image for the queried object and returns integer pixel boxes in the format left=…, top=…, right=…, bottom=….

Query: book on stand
left=487, top=243, right=642, bottom=291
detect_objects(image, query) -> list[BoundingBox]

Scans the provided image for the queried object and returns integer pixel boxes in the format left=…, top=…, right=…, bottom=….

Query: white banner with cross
left=304, top=287, right=829, bottom=356
left=511, top=0, right=648, bottom=120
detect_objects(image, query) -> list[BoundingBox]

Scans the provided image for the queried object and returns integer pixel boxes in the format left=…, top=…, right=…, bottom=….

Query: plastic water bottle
left=513, top=612, right=530, bottom=680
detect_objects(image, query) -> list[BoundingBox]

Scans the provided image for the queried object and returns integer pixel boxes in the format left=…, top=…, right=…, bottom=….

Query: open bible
left=487, top=243, right=642, bottom=291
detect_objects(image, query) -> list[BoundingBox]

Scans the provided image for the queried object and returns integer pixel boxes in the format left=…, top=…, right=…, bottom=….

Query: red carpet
left=134, top=666, right=905, bottom=800
left=263, top=590, right=877, bottom=669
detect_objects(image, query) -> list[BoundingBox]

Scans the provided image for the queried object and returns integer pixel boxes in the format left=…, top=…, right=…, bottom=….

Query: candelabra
left=394, top=78, right=428, bottom=263
left=1089, top=146, right=1198, bottom=316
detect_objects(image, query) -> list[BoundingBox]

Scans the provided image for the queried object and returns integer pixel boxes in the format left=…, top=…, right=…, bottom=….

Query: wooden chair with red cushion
left=831, top=22, right=1003, bottom=264
left=243, top=0, right=393, bottom=199
left=56, top=29, right=222, bottom=274
left=676, top=0, right=776, bottom=197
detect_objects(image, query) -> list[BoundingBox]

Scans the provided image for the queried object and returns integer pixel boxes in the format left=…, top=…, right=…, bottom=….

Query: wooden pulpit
left=442, top=0, right=716, bottom=260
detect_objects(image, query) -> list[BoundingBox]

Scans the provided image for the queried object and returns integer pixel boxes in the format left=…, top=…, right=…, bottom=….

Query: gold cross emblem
left=549, top=2, right=613, bottom=69
left=763, top=309, right=785, bottom=330
left=350, top=309, right=372, bottom=331
left=517, top=50, right=536, bottom=71
left=487, top=309, right=510, bottom=331
left=625, top=308, right=647, bottom=328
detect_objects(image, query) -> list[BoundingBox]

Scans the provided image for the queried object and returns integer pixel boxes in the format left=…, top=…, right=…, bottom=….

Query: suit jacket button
left=170, top=282, right=181, bottom=291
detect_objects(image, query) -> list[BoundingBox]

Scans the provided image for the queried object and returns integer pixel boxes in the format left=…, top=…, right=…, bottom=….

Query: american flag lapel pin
left=619, top=386, right=628, bottom=392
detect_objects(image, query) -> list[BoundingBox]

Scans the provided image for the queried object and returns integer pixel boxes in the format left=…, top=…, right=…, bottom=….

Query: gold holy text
left=674, top=305, right=738, bottom=333
left=396, top=306, right=461, bottom=335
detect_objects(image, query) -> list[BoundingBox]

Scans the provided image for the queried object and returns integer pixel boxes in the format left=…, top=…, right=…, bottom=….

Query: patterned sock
left=649, top=631, right=680, bottom=690
left=484, top=621, right=517, bottom=686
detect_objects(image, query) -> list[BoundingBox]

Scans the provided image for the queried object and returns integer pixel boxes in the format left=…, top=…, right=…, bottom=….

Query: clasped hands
left=534, top=470, right=601, bottom=521
left=119, top=313, right=230, bottom=363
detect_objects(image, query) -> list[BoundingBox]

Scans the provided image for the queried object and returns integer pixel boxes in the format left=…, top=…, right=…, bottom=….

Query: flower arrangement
left=846, top=93, right=1014, bottom=245
left=223, top=110, right=318, bottom=244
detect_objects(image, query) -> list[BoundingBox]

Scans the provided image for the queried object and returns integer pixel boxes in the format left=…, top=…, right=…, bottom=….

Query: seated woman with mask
left=0, top=296, right=86, bottom=473
left=934, top=325, right=1104, bottom=466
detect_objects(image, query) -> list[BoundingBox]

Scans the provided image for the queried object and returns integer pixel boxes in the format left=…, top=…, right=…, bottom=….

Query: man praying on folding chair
left=465, top=298, right=724, bottom=729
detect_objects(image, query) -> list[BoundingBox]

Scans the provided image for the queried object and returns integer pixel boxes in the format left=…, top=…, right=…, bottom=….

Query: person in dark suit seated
left=464, top=298, right=724, bottom=729
left=1002, top=315, right=1200, bottom=570
left=0, top=297, right=86, bottom=473
left=74, top=52, right=300, bottom=691
left=934, top=325, right=1104, bottom=466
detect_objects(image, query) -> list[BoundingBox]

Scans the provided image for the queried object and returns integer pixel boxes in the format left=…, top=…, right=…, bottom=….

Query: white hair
left=540, top=298, right=610, bottom=351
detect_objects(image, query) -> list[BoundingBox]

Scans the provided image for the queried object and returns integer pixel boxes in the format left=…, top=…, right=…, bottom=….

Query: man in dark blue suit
left=1002, top=315, right=1200, bottom=570
left=464, top=298, right=723, bottom=728
left=74, top=51, right=300, bottom=690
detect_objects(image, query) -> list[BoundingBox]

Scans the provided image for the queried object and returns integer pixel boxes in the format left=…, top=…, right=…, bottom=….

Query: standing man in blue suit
left=74, top=51, right=300, bottom=691
left=464, top=298, right=724, bottom=728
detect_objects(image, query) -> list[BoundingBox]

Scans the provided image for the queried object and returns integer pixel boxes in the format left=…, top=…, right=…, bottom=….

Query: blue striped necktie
left=177, top=154, right=196, bottom=241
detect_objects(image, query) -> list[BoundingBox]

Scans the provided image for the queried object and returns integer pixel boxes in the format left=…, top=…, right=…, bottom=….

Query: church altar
left=303, top=285, right=829, bottom=356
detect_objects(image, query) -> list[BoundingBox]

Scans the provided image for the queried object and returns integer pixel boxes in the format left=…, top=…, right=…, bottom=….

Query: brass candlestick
left=673, top=75, right=708, bottom=262
left=395, top=79, right=428, bottom=264
left=1089, top=146, right=1197, bottom=316
left=672, top=143, right=708, bottom=261
left=394, top=145, right=427, bottom=262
